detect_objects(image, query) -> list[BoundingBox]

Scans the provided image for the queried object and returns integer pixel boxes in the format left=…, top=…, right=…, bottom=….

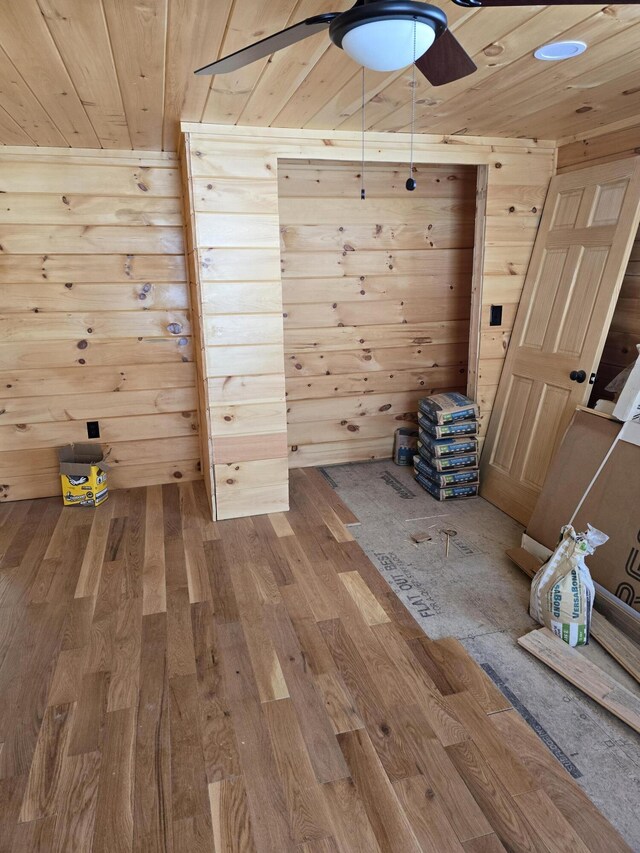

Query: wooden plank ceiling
left=0, top=1, right=640, bottom=150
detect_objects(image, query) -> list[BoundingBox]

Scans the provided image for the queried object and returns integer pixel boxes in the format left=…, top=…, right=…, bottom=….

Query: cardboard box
left=393, top=427, right=418, bottom=465
left=527, top=408, right=640, bottom=613
left=58, top=443, right=109, bottom=507
left=612, top=346, right=640, bottom=422
left=418, top=392, right=479, bottom=425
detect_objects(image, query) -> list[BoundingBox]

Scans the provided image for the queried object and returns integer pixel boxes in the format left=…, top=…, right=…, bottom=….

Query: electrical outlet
left=489, top=305, right=503, bottom=327
left=87, top=421, right=100, bottom=439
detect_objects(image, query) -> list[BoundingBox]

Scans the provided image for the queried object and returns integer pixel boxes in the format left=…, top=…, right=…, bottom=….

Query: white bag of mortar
left=529, top=524, right=608, bottom=646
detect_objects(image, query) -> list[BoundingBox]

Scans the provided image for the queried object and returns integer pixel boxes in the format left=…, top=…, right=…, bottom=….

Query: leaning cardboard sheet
left=526, top=411, right=640, bottom=615
left=529, top=524, right=608, bottom=646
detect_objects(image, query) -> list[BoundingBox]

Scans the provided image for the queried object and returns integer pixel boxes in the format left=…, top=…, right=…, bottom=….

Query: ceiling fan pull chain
left=406, top=17, right=417, bottom=191
left=361, top=65, right=366, bottom=200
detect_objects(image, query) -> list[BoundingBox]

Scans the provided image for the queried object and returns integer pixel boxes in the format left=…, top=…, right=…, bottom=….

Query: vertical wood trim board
left=179, top=136, right=216, bottom=515
left=0, top=148, right=199, bottom=502
left=181, top=123, right=555, bottom=519
left=278, top=159, right=475, bottom=468
left=558, top=125, right=640, bottom=406
left=467, top=165, right=489, bottom=406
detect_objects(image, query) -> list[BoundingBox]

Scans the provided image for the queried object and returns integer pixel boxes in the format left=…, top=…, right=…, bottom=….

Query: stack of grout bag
left=414, top=391, right=480, bottom=500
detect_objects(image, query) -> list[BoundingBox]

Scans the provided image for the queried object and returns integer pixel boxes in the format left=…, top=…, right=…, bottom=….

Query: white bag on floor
left=529, top=524, right=608, bottom=646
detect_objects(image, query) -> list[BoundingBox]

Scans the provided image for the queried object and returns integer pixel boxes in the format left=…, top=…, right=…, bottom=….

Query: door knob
left=569, top=370, right=587, bottom=383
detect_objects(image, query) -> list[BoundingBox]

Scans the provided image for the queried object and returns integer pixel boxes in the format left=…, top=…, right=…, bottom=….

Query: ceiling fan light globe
left=341, top=19, right=435, bottom=72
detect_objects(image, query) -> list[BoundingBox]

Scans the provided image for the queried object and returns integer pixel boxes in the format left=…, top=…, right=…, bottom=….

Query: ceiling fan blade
left=194, top=13, right=339, bottom=75
left=452, top=0, right=640, bottom=5
left=415, top=29, right=477, bottom=86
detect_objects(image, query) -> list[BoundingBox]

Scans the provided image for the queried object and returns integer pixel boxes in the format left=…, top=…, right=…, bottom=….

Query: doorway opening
left=277, top=158, right=485, bottom=469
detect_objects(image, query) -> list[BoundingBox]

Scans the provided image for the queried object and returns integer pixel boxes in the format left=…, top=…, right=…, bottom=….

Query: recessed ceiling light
left=534, top=41, right=587, bottom=61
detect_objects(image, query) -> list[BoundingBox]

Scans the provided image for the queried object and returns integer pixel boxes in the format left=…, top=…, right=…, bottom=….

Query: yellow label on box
left=60, top=466, right=108, bottom=507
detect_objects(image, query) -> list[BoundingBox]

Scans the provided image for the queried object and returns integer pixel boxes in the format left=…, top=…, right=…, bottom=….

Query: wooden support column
left=180, top=134, right=288, bottom=520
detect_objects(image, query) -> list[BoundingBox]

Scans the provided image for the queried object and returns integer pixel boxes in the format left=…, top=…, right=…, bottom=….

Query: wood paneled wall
left=558, top=125, right=640, bottom=402
left=181, top=124, right=554, bottom=519
left=279, top=160, right=474, bottom=467
left=0, top=147, right=199, bottom=502
left=179, top=134, right=289, bottom=520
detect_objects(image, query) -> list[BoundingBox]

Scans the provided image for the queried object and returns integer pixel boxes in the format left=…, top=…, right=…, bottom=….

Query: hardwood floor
left=0, top=468, right=632, bottom=852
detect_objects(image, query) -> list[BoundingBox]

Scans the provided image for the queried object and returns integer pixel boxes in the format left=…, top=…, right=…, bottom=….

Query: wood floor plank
left=203, top=539, right=240, bottom=624
left=445, top=739, right=549, bottom=853
left=393, top=774, right=466, bottom=853
left=166, top=586, right=197, bottom=679
left=123, top=489, right=145, bottom=602
left=92, top=707, right=136, bottom=853
left=295, top=468, right=359, bottom=526
left=263, top=698, right=332, bottom=844
left=208, top=776, right=256, bottom=853
left=268, top=511, right=296, bottom=538
left=133, top=612, right=173, bottom=853
left=228, top=560, right=289, bottom=704
left=365, top=624, right=468, bottom=749
left=18, top=702, right=73, bottom=823
left=444, top=692, right=536, bottom=796
left=278, top=535, right=339, bottom=623
left=168, top=674, right=211, bottom=832
left=183, top=529, right=211, bottom=606
left=191, top=603, right=241, bottom=784
left=162, top=484, right=182, bottom=541
left=280, top=583, right=336, bottom=677
left=67, top=671, right=110, bottom=757
left=250, top=515, right=295, bottom=588
left=462, top=835, right=508, bottom=852
left=108, top=596, right=143, bottom=712
left=298, top=836, right=341, bottom=853
left=512, top=788, right=592, bottom=853
left=318, top=505, right=354, bottom=544
left=429, top=637, right=512, bottom=713
left=0, top=602, right=67, bottom=779
left=390, top=702, right=492, bottom=844
left=315, top=670, right=365, bottom=735
left=489, top=709, right=633, bottom=853
left=338, top=571, right=391, bottom=626
left=11, top=813, right=56, bottom=852
left=51, top=751, right=102, bottom=853
left=59, top=596, right=94, bottom=652
left=0, top=775, right=28, bottom=852
left=46, top=646, right=87, bottom=706
left=518, top=628, right=640, bottom=735
left=321, top=777, right=382, bottom=853
left=265, top=604, right=349, bottom=785
left=337, top=728, right=422, bottom=853
left=142, top=485, right=166, bottom=616
left=0, top=477, right=631, bottom=851
left=105, top=516, right=127, bottom=564
left=227, top=517, right=283, bottom=606
left=318, top=617, right=427, bottom=783
left=406, top=635, right=457, bottom=695
left=590, top=611, right=640, bottom=686
left=227, top=696, right=297, bottom=853
left=74, top=502, right=114, bottom=600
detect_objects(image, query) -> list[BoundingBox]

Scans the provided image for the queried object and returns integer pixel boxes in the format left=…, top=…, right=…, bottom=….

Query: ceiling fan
left=195, top=1, right=473, bottom=87
left=194, top=0, right=630, bottom=87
